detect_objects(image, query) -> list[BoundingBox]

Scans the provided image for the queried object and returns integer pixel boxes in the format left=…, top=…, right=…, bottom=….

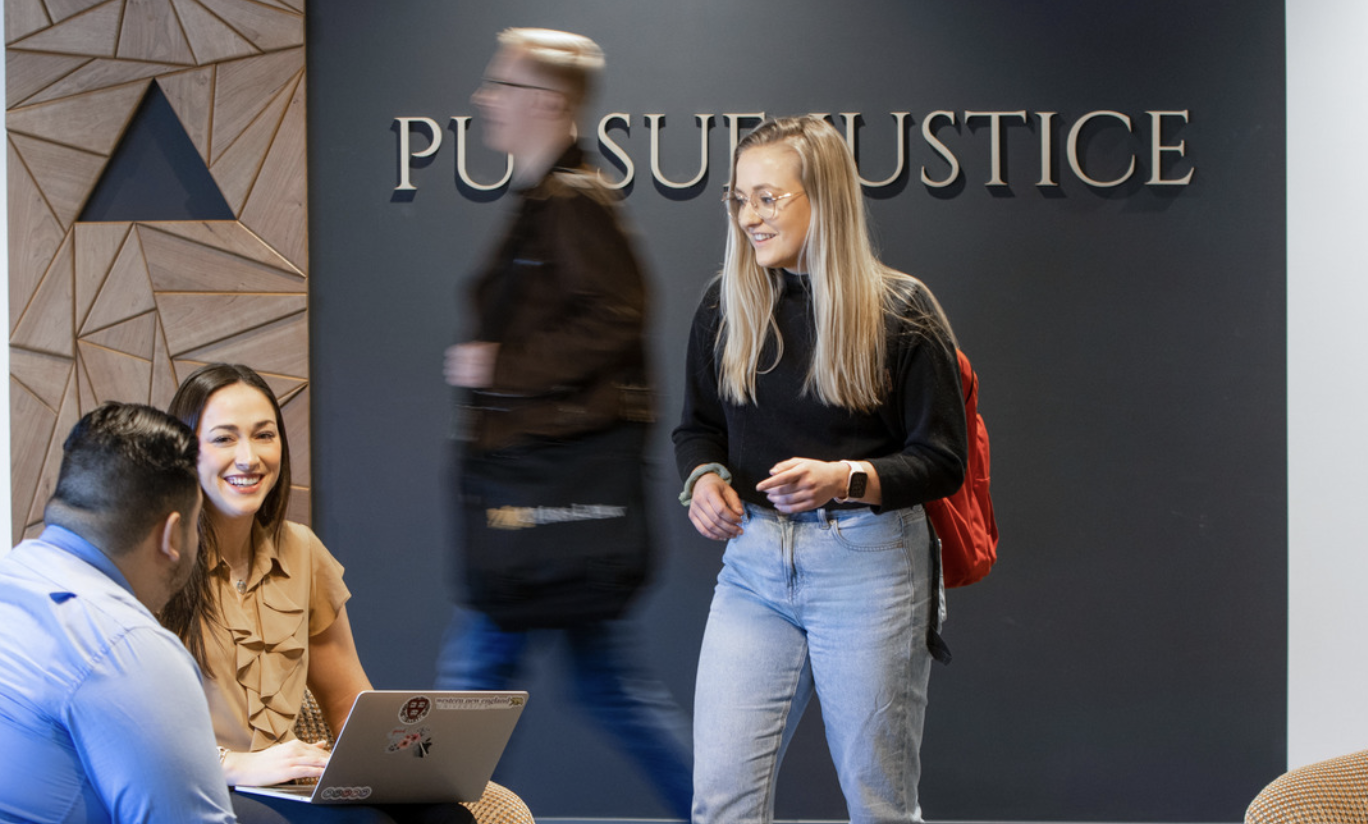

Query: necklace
left=235, top=579, right=247, bottom=594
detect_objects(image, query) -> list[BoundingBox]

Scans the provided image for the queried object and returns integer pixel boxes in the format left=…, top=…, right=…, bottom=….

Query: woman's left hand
left=757, top=458, right=847, bottom=513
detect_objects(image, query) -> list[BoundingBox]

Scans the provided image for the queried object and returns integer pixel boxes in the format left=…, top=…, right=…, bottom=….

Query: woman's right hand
left=688, top=472, right=744, bottom=541
left=222, top=739, right=330, bottom=787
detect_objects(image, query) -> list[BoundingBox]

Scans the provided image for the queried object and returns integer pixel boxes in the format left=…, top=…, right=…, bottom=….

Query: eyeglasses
left=480, top=77, right=561, bottom=94
left=722, top=188, right=806, bottom=221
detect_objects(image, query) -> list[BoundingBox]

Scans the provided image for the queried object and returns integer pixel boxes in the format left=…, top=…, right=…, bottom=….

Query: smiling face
left=195, top=382, right=282, bottom=525
left=732, top=143, right=812, bottom=273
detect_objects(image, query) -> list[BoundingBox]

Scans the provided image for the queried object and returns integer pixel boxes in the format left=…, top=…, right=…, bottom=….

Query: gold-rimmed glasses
left=722, top=188, right=806, bottom=221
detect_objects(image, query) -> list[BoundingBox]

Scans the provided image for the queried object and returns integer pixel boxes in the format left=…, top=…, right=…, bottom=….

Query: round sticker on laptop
left=399, top=695, right=431, bottom=724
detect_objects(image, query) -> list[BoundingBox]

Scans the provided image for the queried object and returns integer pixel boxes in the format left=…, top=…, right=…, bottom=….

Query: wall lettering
left=396, top=109, right=1194, bottom=195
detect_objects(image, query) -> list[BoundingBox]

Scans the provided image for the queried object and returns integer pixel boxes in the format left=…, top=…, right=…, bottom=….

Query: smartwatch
left=836, top=460, right=868, bottom=503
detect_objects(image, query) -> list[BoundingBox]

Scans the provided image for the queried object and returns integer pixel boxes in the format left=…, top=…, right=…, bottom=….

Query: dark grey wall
left=307, top=2, right=1286, bottom=820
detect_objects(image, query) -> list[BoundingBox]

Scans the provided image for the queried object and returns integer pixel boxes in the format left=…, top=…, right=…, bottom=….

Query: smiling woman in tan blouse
left=161, top=363, right=373, bottom=789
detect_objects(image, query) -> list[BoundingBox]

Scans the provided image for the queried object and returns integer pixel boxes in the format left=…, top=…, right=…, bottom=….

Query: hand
left=688, top=472, right=744, bottom=541
left=222, top=739, right=330, bottom=787
left=444, top=341, right=500, bottom=388
left=756, top=458, right=846, bottom=513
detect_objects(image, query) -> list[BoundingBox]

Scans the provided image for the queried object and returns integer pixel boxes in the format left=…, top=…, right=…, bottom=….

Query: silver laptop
left=235, top=690, right=527, bottom=805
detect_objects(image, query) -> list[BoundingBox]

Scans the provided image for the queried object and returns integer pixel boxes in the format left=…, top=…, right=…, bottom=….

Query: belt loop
left=815, top=506, right=830, bottom=528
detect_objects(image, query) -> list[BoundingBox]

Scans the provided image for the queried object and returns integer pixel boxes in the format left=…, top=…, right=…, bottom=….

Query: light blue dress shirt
left=0, top=526, right=235, bottom=823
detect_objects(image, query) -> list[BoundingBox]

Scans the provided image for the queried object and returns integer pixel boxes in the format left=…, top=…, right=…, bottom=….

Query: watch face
left=847, top=471, right=868, bottom=499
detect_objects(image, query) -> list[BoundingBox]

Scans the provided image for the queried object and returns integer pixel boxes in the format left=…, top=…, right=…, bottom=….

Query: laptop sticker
left=434, top=694, right=525, bottom=710
left=387, top=725, right=433, bottom=757
left=399, top=695, right=431, bottom=724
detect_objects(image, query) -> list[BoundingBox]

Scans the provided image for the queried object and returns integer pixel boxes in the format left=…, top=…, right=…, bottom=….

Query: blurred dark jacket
left=460, top=144, right=653, bottom=453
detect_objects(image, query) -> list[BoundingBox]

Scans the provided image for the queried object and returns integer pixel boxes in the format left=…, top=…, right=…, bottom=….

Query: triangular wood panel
left=262, top=372, right=304, bottom=403
left=9, top=131, right=108, bottom=228
left=80, top=229, right=156, bottom=334
left=8, top=0, right=121, bottom=58
left=24, top=374, right=81, bottom=530
left=81, top=310, right=157, bottom=360
left=177, top=310, right=307, bottom=378
left=156, top=67, right=215, bottom=161
left=5, top=79, right=148, bottom=156
left=11, top=232, right=74, bottom=357
left=9, top=1, right=311, bottom=540
left=9, top=348, right=72, bottom=410
left=9, top=377, right=57, bottom=543
left=25, top=58, right=182, bottom=107
left=196, top=0, right=303, bottom=52
left=171, top=0, right=259, bottom=66
left=74, top=347, right=98, bottom=414
left=5, top=0, right=52, bottom=45
left=153, top=220, right=302, bottom=275
left=157, top=293, right=306, bottom=355
left=6, top=141, right=66, bottom=331
left=239, top=72, right=306, bottom=272
left=210, top=69, right=296, bottom=215
left=149, top=314, right=178, bottom=409
left=119, top=0, right=196, bottom=65
left=140, top=224, right=305, bottom=292
left=6, top=51, right=88, bottom=107
left=78, top=340, right=153, bottom=404
left=280, top=384, right=309, bottom=485
left=210, top=47, right=302, bottom=164
left=47, top=0, right=109, bottom=23
left=74, top=222, right=132, bottom=329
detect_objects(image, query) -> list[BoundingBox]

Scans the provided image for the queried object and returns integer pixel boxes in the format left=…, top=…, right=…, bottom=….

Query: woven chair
left=1246, top=749, right=1368, bottom=823
left=294, top=689, right=535, bottom=824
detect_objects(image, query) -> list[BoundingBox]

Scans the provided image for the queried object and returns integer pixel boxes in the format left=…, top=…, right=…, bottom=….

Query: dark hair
left=46, top=402, right=199, bottom=555
left=160, top=363, right=293, bottom=672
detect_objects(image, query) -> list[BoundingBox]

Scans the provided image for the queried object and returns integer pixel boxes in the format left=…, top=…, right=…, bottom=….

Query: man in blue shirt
left=0, top=402, right=235, bottom=823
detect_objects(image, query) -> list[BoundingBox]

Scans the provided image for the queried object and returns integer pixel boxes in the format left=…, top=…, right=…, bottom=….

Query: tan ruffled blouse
left=201, top=520, right=349, bottom=752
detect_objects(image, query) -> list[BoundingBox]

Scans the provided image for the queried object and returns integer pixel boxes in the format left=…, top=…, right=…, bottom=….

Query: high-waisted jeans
left=692, top=503, right=937, bottom=824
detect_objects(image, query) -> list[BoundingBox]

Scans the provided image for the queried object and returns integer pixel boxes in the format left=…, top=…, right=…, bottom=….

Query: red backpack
left=925, top=349, right=998, bottom=587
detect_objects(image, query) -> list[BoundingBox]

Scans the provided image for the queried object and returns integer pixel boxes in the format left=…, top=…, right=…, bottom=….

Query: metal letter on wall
left=5, top=0, right=313, bottom=542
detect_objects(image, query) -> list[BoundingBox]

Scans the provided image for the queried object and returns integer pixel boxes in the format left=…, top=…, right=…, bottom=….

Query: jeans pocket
left=830, top=509, right=906, bottom=552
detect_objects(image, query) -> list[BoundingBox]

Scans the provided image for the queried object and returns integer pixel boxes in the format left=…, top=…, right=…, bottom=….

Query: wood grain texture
left=210, top=47, right=302, bottom=163
left=8, top=131, right=108, bottom=227
left=171, top=0, right=259, bottom=65
left=118, top=0, right=196, bottom=65
left=6, top=79, right=147, bottom=155
left=196, top=0, right=303, bottom=52
left=6, top=51, right=87, bottom=107
left=140, top=224, right=305, bottom=292
left=25, top=57, right=179, bottom=106
left=7, top=140, right=66, bottom=331
left=10, top=231, right=74, bottom=357
left=238, top=71, right=306, bottom=271
left=208, top=69, right=295, bottom=213
left=9, top=0, right=121, bottom=57
left=157, top=67, right=216, bottom=160
left=8, top=0, right=314, bottom=533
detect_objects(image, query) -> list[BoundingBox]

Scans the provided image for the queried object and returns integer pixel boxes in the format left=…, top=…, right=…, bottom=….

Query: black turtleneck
left=673, top=271, right=967, bottom=512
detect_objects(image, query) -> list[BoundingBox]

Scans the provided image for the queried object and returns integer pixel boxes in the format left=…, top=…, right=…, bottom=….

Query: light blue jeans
left=692, top=503, right=937, bottom=824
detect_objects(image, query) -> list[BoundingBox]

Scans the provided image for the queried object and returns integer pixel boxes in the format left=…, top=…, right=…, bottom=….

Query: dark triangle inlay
left=79, top=83, right=233, bottom=223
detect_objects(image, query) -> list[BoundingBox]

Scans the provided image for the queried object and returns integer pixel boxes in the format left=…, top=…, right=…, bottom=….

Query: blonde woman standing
left=674, top=116, right=968, bottom=823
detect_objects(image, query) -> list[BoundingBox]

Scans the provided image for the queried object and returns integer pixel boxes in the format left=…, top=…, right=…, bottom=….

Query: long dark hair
left=159, top=363, right=294, bottom=673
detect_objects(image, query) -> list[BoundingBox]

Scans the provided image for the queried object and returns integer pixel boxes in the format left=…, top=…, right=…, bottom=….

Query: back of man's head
left=498, top=27, right=604, bottom=111
left=46, top=402, right=199, bottom=555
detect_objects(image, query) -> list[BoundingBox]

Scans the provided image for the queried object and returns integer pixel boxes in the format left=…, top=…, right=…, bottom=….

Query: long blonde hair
left=717, top=115, right=953, bottom=412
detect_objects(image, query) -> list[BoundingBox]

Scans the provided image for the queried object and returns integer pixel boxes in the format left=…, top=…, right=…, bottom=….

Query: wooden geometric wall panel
left=7, top=0, right=310, bottom=542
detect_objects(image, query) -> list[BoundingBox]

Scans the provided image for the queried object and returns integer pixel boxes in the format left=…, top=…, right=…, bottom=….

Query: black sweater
left=672, top=272, right=967, bottom=512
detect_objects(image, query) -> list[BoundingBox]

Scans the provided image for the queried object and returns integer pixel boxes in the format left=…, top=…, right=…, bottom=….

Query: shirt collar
left=39, top=524, right=136, bottom=597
